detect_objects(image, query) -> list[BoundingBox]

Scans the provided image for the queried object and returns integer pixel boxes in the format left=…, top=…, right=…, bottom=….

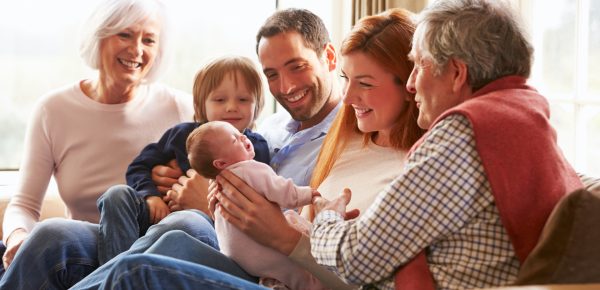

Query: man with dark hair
left=255, top=8, right=341, bottom=187
left=66, top=8, right=346, bottom=290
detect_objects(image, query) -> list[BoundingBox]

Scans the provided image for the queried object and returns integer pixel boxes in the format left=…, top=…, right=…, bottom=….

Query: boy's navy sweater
left=126, top=122, right=270, bottom=199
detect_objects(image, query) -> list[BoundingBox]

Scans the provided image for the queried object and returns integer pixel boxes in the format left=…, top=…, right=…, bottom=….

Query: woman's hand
left=313, top=188, right=360, bottom=220
left=146, top=196, right=171, bottom=224
left=152, top=159, right=183, bottom=194
left=207, top=179, right=220, bottom=219
left=3, top=229, right=29, bottom=269
left=167, top=169, right=209, bottom=214
left=215, top=170, right=301, bottom=255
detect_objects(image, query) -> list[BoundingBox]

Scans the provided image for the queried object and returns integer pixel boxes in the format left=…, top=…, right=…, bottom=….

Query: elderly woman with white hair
left=0, top=0, right=209, bottom=288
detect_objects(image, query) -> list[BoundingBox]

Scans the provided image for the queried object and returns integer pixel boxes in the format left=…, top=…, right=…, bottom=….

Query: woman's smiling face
left=98, top=17, right=160, bottom=87
left=341, top=51, right=409, bottom=144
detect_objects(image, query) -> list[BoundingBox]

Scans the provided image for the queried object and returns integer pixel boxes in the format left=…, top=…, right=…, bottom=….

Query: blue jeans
left=0, top=218, right=99, bottom=290
left=96, top=253, right=266, bottom=290
left=0, top=241, right=6, bottom=279
left=144, top=230, right=257, bottom=282
left=73, top=230, right=257, bottom=289
left=0, top=210, right=217, bottom=290
left=97, top=185, right=152, bottom=265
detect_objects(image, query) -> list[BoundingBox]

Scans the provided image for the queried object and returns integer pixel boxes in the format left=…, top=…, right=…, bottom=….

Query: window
left=0, top=1, right=277, bottom=198
left=7, top=0, right=593, bottom=194
left=0, top=1, right=342, bottom=196
left=523, top=0, right=600, bottom=177
left=0, top=1, right=277, bottom=171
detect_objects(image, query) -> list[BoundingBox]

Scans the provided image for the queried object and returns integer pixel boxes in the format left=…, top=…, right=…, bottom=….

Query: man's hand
left=215, top=169, right=301, bottom=255
left=313, top=188, right=360, bottom=220
left=3, top=229, right=29, bottom=269
left=152, top=159, right=183, bottom=194
left=167, top=169, right=209, bottom=214
left=146, top=196, right=171, bottom=224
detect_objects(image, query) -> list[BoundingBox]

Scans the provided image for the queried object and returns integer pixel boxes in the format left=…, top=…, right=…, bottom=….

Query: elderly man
left=310, top=0, right=582, bottom=289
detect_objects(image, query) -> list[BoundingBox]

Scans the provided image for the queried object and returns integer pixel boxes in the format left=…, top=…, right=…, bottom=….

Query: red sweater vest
left=394, top=76, right=582, bottom=289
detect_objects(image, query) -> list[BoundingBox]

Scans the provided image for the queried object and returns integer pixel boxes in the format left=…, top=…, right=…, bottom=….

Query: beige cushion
left=0, top=196, right=66, bottom=240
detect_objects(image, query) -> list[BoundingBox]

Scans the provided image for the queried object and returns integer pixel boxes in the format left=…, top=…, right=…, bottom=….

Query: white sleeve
left=172, top=88, right=194, bottom=122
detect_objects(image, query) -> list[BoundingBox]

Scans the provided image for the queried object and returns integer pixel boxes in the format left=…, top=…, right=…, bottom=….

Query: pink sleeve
left=3, top=101, right=53, bottom=243
left=233, top=161, right=313, bottom=208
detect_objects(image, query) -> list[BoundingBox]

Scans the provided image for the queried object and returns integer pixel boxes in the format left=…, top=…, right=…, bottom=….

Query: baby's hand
left=311, top=189, right=321, bottom=203
left=146, top=196, right=171, bottom=224
left=313, top=188, right=359, bottom=220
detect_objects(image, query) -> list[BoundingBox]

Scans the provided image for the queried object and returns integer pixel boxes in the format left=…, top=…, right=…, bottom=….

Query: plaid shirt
left=311, top=114, right=520, bottom=290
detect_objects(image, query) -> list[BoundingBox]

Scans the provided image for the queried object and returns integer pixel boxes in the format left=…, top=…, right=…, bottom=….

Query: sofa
left=0, top=195, right=66, bottom=240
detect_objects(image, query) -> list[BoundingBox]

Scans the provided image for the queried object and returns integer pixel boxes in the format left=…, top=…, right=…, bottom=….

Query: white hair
left=414, top=0, right=533, bottom=90
left=79, top=0, right=171, bottom=83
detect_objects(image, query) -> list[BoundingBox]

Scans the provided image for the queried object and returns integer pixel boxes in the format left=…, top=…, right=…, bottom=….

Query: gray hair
left=79, top=0, right=171, bottom=83
left=414, top=0, right=534, bottom=90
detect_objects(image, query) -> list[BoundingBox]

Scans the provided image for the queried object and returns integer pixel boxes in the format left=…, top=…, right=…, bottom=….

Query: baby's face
left=213, top=122, right=255, bottom=167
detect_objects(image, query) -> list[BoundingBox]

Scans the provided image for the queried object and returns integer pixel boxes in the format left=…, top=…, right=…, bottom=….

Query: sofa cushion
left=515, top=188, right=600, bottom=284
left=0, top=196, right=66, bottom=240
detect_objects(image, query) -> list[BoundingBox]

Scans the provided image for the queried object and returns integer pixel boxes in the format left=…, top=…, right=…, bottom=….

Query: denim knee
left=1, top=219, right=99, bottom=290
left=104, top=254, right=264, bottom=290
left=27, top=219, right=99, bottom=255
left=30, top=218, right=91, bottom=246
left=163, top=210, right=213, bottom=228
left=153, top=230, right=189, bottom=246
left=97, top=184, right=138, bottom=210
left=150, top=211, right=218, bottom=249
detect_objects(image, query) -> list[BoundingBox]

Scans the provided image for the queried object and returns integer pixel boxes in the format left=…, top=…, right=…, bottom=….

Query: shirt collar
left=284, top=101, right=342, bottom=135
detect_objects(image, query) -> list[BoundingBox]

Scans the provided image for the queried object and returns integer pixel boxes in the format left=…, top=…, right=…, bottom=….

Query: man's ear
left=323, top=43, right=337, bottom=72
left=449, top=58, right=469, bottom=93
left=213, top=159, right=228, bottom=170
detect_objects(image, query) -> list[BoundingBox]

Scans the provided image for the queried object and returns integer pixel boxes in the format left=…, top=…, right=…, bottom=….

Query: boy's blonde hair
left=186, top=123, right=220, bottom=179
left=192, top=56, right=264, bottom=129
